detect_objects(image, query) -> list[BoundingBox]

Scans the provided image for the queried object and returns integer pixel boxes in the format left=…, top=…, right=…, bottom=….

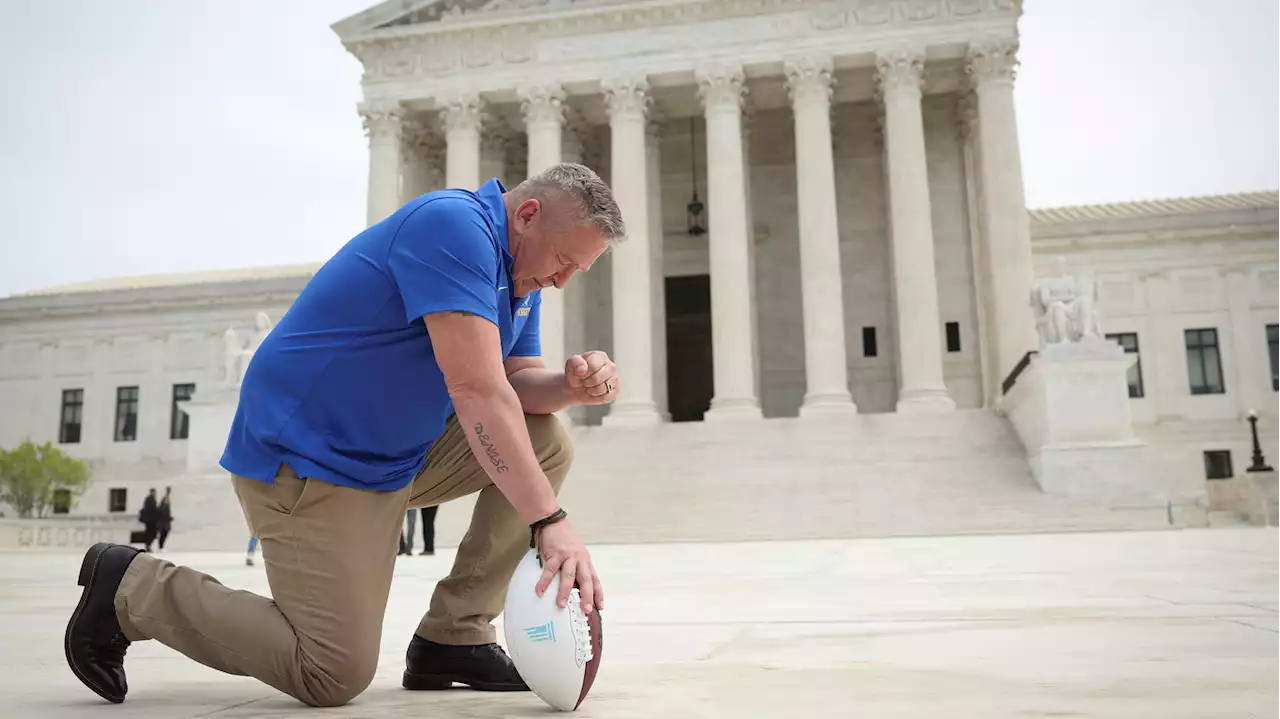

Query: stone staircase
left=117, top=409, right=1191, bottom=553
left=432, top=409, right=1181, bottom=547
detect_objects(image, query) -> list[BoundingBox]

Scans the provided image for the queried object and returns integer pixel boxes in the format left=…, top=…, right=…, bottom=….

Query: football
left=503, top=548, right=603, bottom=712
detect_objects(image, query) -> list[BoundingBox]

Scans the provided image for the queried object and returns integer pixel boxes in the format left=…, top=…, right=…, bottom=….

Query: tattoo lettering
left=473, top=422, right=510, bottom=474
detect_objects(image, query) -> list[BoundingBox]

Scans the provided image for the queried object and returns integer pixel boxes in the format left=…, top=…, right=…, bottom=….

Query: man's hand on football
left=535, top=518, right=604, bottom=614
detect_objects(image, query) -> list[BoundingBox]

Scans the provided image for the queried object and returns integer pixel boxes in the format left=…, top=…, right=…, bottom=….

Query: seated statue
left=223, top=312, right=274, bottom=386
left=1031, top=257, right=1103, bottom=346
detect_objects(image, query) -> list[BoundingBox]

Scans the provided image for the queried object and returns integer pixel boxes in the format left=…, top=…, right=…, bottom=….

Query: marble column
left=697, top=65, right=762, bottom=420
left=876, top=49, right=955, bottom=413
left=785, top=55, right=857, bottom=417
left=958, top=93, right=996, bottom=406
left=966, top=39, right=1038, bottom=389
left=646, top=116, right=670, bottom=419
left=602, top=77, right=661, bottom=424
left=360, top=102, right=405, bottom=226
left=442, top=94, right=484, bottom=191
left=521, top=86, right=568, bottom=376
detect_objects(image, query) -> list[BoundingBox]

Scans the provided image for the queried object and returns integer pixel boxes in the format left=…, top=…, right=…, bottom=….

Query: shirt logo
left=517, top=307, right=531, bottom=317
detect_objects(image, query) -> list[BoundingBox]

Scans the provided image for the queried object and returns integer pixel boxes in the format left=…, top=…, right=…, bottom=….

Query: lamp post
left=1246, top=409, right=1273, bottom=473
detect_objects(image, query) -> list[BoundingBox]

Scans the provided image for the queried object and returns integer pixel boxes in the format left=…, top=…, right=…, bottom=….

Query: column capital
left=602, top=76, right=651, bottom=120
left=358, top=101, right=405, bottom=142
left=783, top=55, right=835, bottom=107
left=518, top=85, right=567, bottom=129
left=439, top=93, right=486, bottom=135
left=696, top=65, right=747, bottom=113
left=966, top=38, right=1019, bottom=86
left=875, top=48, right=924, bottom=95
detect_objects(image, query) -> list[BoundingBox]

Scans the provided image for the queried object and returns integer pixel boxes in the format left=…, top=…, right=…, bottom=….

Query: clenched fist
left=564, top=351, right=618, bottom=406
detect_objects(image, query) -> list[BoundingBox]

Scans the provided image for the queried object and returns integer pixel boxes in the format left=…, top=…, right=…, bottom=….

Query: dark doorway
left=665, top=274, right=714, bottom=422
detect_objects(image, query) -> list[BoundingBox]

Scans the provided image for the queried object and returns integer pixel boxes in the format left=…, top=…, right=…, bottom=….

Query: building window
left=862, top=327, right=878, bottom=358
left=114, top=386, right=139, bottom=442
left=1106, top=332, right=1145, bottom=398
left=945, top=322, right=961, bottom=353
left=1184, top=328, right=1225, bottom=395
left=1203, top=450, right=1234, bottom=480
left=108, top=488, right=128, bottom=513
left=1268, top=324, right=1278, bottom=392
left=59, top=389, right=84, bottom=444
left=170, top=383, right=195, bottom=439
left=52, top=489, right=72, bottom=515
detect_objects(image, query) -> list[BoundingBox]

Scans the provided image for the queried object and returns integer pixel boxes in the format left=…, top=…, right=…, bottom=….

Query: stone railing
left=0, top=515, right=137, bottom=551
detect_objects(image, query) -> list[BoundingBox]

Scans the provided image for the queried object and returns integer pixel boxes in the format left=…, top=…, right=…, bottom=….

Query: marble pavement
left=1, top=528, right=1275, bottom=718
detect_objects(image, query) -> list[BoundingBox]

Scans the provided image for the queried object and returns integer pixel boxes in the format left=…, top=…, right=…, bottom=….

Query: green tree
left=0, top=441, right=92, bottom=518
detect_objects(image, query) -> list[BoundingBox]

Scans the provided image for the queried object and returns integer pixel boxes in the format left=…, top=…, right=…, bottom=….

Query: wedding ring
left=605, top=380, right=615, bottom=393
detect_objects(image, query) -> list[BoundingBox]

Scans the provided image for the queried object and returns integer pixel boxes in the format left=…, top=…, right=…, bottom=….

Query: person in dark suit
left=138, top=489, right=159, bottom=553
left=402, top=507, right=438, bottom=556
left=156, top=496, right=173, bottom=551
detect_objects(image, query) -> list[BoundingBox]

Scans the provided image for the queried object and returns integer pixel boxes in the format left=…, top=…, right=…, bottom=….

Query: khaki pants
left=112, top=413, right=573, bottom=707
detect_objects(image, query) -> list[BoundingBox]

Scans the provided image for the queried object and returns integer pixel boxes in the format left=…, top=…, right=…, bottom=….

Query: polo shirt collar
left=476, top=178, right=512, bottom=267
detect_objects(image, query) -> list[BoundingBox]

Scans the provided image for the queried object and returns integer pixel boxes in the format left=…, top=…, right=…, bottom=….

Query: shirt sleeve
left=508, top=290, right=543, bottom=357
left=386, top=197, right=500, bottom=327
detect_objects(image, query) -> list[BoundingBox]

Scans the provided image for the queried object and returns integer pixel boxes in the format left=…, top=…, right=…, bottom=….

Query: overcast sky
left=0, top=0, right=1275, bottom=298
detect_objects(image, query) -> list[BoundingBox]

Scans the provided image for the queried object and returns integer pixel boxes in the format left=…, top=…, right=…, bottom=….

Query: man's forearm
left=507, top=367, right=576, bottom=415
left=450, top=382, right=560, bottom=525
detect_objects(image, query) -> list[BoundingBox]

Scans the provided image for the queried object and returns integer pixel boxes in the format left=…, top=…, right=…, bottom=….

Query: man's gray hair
left=513, top=162, right=627, bottom=245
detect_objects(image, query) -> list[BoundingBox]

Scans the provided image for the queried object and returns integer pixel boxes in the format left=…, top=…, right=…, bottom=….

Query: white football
left=503, top=548, right=603, bottom=712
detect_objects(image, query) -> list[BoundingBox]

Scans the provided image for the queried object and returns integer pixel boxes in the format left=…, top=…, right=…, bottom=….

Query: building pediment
left=332, top=0, right=623, bottom=39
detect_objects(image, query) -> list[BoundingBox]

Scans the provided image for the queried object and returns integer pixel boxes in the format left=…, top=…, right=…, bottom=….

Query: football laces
left=566, top=588, right=595, bottom=668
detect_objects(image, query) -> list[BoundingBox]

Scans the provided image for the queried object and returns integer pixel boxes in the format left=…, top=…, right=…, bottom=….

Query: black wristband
left=529, top=509, right=568, bottom=549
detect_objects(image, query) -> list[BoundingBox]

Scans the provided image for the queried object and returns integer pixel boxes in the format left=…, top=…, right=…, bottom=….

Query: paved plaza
left=1, top=528, right=1275, bottom=718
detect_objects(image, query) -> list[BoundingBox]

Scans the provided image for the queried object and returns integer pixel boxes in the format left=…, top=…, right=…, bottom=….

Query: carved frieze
left=346, top=0, right=1020, bottom=85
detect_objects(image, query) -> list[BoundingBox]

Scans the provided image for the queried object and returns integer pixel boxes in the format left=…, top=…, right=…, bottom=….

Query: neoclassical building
left=336, top=0, right=1039, bottom=424
left=0, top=0, right=1275, bottom=547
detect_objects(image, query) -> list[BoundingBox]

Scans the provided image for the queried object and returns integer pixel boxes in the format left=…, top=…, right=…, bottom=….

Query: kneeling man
left=65, top=163, right=623, bottom=707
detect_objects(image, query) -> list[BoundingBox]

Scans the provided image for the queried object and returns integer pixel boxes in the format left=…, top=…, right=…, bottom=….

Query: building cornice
left=0, top=276, right=312, bottom=323
left=337, top=0, right=1021, bottom=101
left=1030, top=191, right=1279, bottom=245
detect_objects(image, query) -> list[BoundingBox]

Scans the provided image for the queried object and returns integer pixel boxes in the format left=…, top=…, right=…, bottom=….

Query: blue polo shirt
left=220, top=179, right=542, bottom=490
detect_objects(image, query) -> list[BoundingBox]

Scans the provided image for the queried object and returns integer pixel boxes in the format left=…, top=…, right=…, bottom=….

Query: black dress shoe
left=64, top=543, right=142, bottom=704
left=403, top=635, right=529, bottom=691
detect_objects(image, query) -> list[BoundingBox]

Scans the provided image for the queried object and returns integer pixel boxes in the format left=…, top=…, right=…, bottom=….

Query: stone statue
left=1031, top=257, right=1103, bottom=346
left=222, top=312, right=274, bottom=386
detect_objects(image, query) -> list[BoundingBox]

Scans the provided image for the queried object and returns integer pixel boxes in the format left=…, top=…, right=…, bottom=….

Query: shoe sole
left=64, top=543, right=125, bottom=704
left=402, top=671, right=528, bottom=692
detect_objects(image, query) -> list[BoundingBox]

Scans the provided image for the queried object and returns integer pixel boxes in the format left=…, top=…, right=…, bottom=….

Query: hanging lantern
left=686, top=117, right=706, bottom=236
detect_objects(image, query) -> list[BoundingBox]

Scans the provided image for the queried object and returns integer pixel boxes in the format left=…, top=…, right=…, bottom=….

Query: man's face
left=509, top=198, right=608, bottom=298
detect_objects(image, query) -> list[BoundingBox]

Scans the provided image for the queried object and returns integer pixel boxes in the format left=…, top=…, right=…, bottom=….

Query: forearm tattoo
left=473, top=422, right=509, bottom=474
